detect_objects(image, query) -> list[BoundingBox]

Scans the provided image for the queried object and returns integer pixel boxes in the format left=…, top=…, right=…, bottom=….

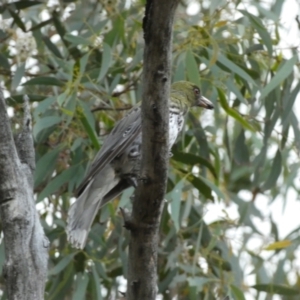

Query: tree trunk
left=126, top=1, right=179, bottom=299
left=0, top=91, right=49, bottom=300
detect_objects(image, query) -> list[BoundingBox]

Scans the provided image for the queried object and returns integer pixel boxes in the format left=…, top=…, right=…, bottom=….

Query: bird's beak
left=197, top=96, right=214, bottom=109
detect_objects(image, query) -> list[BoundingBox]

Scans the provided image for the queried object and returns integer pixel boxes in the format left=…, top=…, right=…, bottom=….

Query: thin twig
left=91, top=105, right=132, bottom=112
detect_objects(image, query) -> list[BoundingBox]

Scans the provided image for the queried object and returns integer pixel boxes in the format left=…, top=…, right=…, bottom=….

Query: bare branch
left=91, top=105, right=132, bottom=113
left=0, top=89, right=19, bottom=203
left=15, top=95, right=35, bottom=177
left=0, top=89, right=49, bottom=300
left=127, top=1, right=180, bottom=299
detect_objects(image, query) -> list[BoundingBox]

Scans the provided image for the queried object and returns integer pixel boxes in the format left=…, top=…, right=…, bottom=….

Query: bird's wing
left=75, top=105, right=141, bottom=196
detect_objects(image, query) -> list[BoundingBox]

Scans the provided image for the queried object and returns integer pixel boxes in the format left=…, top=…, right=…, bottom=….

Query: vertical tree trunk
left=0, top=91, right=49, bottom=300
left=126, top=1, right=179, bottom=299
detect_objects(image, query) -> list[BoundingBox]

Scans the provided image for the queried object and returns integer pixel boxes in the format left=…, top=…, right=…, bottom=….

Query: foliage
left=0, top=0, right=300, bottom=299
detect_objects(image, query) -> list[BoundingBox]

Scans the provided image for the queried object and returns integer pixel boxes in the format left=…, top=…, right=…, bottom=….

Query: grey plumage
left=67, top=81, right=214, bottom=249
left=67, top=106, right=142, bottom=249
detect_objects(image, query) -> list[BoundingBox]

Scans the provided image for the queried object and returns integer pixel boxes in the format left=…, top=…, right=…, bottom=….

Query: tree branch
left=127, top=1, right=180, bottom=299
left=0, top=90, right=49, bottom=300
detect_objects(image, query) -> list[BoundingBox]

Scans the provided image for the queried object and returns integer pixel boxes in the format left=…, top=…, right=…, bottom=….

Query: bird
left=67, top=81, right=214, bottom=249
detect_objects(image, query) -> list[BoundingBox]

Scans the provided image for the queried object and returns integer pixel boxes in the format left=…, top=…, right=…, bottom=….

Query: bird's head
left=171, top=81, right=214, bottom=109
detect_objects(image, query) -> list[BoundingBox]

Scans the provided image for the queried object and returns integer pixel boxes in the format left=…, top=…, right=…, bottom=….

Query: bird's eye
left=194, top=88, right=200, bottom=95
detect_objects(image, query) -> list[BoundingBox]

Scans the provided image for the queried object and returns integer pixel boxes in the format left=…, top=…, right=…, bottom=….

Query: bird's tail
left=67, top=166, right=120, bottom=249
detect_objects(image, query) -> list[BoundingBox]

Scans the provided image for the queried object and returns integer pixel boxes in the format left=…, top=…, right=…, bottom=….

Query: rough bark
left=126, top=1, right=179, bottom=299
left=0, top=91, right=49, bottom=300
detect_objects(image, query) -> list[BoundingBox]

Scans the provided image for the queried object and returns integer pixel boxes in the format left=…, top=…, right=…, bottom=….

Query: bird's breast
left=169, top=112, right=184, bottom=149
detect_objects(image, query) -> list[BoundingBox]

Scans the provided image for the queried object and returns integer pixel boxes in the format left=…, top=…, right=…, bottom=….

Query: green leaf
left=91, top=266, right=103, bottom=300
left=47, top=263, right=74, bottom=300
left=188, top=277, right=213, bottom=291
left=264, top=240, right=291, bottom=250
left=0, top=53, right=10, bottom=69
left=212, top=50, right=256, bottom=85
left=48, top=253, right=76, bottom=276
left=79, top=52, right=90, bottom=77
left=34, top=96, right=56, bottom=116
left=38, top=166, right=78, bottom=201
left=11, top=63, right=25, bottom=90
left=78, top=101, right=100, bottom=150
left=6, top=1, right=42, bottom=10
left=199, top=175, right=225, bottom=200
left=73, top=273, right=89, bottom=300
left=186, top=50, right=201, bottom=87
left=230, top=285, right=246, bottom=300
left=282, top=81, right=300, bottom=130
left=52, top=10, right=81, bottom=59
left=8, top=8, right=26, bottom=31
left=0, top=242, right=5, bottom=276
left=6, top=94, right=45, bottom=105
left=239, top=10, right=273, bottom=56
left=226, top=77, right=247, bottom=104
left=245, top=44, right=264, bottom=55
left=128, top=48, right=143, bottom=72
left=97, top=43, right=112, bottom=82
left=260, top=56, right=297, bottom=99
left=217, top=88, right=255, bottom=132
left=104, top=15, right=125, bottom=46
left=42, top=35, right=63, bottom=58
left=187, top=174, right=213, bottom=200
left=233, top=129, right=250, bottom=165
left=172, top=151, right=217, bottom=179
left=251, top=284, right=299, bottom=296
left=64, top=33, right=90, bottom=46
left=188, top=113, right=210, bottom=158
left=34, top=147, right=62, bottom=187
left=169, top=180, right=184, bottom=232
left=30, top=18, right=53, bottom=32
left=33, top=116, right=61, bottom=139
left=262, top=149, right=282, bottom=190
left=23, top=76, right=65, bottom=87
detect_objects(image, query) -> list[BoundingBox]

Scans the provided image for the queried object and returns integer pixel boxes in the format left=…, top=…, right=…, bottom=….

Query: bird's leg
left=119, top=207, right=137, bottom=231
left=122, top=174, right=138, bottom=188
left=126, top=175, right=138, bottom=188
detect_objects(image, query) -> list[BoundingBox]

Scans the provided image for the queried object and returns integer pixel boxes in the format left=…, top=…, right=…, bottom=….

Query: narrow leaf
left=8, top=8, right=26, bottom=31
left=34, top=147, right=62, bottom=187
left=169, top=180, right=184, bottom=232
left=11, top=63, right=25, bottom=90
left=187, top=174, right=213, bottom=200
left=92, top=265, right=103, bottom=300
left=213, top=50, right=256, bottom=85
left=230, top=285, right=246, bottom=300
left=217, top=88, right=255, bottom=131
left=73, top=273, right=89, bottom=300
left=261, top=56, right=297, bottom=99
left=233, top=129, right=250, bottom=165
left=38, top=166, right=78, bottom=201
left=282, top=81, right=300, bottom=129
left=264, top=240, right=291, bottom=250
left=199, top=175, right=225, bottom=200
left=186, top=50, right=201, bottom=87
left=251, top=284, right=299, bottom=296
left=78, top=101, right=100, bottom=150
left=33, top=116, right=61, bottom=139
left=173, top=151, right=217, bottom=178
left=23, top=76, right=65, bottom=87
left=239, top=10, right=273, bottom=56
left=8, top=1, right=42, bottom=10
left=64, top=33, right=90, bottom=46
left=42, top=35, right=63, bottom=58
left=98, top=43, right=112, bottom=82
left=262, top=149, right=282, bottom=190
left=48, top=253, right=76, bottom=276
